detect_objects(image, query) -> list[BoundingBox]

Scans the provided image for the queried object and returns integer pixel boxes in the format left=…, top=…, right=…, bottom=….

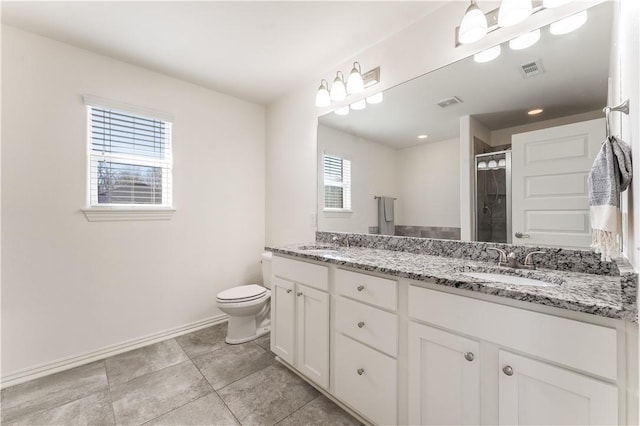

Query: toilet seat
left=217, top=284, right=267, bottom=304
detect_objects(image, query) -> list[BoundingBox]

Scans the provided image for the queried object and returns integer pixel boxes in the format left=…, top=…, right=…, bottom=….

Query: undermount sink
left=461, top=271, right=560, bottom=287
left=297, top=245, right=344, bottom=256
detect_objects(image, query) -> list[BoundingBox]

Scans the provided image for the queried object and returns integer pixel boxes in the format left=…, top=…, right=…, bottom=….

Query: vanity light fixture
left=498, top=158, right=507, bottom=167
left=498, top=0, right=533, bottom=28
left=509, top=29, right=540, bottom=50
left=487, top=159, right=499, bottom=169
left=330, top=71, right=347, bottom=102
left=528, top=108, right=544, bottom=115
left=474, top=45, right=501, bottom=63
left=477, top=161, right=488, bottom=169
left=346, top=62, right=365, bottom=95
left=459, top=0, right=488, bottom=44
left=550, top=10, right=588, bottom=35
left=350, top=99, right=367, bottom=111
left=315, top=79, right=331, bottom=108
left=366, top=92, right=384, bottom=105
left=334, top=106, right=350, bottom=116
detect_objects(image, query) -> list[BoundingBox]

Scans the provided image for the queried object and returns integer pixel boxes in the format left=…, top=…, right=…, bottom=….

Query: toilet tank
left=261, top=252, right=273, bottom=289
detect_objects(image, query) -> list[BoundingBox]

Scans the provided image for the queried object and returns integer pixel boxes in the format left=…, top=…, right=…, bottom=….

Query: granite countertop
left=267, top=244, right=638, bottom=322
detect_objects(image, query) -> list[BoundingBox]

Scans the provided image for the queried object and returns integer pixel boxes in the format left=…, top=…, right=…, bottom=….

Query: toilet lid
left=217, top=284, right=267, bottom=302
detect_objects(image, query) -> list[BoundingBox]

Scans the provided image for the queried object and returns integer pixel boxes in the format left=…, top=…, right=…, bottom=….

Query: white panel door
left=271, top=277, right=295, bottom=365
left=296, top=284, right=329, bottom=389
left=511, top=118, right=605, bottom=248
left=408, top=322, right=481, bottom=425
left=499, top=351, right=618, bottom=425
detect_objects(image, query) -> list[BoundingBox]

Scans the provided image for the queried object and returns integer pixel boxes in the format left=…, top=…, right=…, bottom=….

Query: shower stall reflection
left=475, top=151, right=511, bottom=243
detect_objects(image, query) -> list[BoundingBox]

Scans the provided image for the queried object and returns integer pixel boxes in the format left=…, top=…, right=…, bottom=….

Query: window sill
left=323, top=209, right=353, bottom=218
left=82, top=207, right=176, bottom=222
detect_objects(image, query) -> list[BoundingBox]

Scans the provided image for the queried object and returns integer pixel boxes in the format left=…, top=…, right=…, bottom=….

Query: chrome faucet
left=487, top=248, right=546, bottom=270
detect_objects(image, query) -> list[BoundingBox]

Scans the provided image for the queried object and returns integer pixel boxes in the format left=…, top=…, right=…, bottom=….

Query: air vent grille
left=437, top=96, right=463, bottom=108
left=520, top=60, right=545, bottom=78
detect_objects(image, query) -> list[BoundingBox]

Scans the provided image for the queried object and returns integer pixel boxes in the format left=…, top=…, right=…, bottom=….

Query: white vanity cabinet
left=408, top=322, right=481, bottom=425
left=333, top=268, right=399, bottom=425
left=409, top=285, right=620, bottom=426
left=271, top=256, right=330, bottom=389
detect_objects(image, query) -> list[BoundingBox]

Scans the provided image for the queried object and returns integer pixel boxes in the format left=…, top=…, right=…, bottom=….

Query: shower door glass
left=475, top=151, right=511, bottom=243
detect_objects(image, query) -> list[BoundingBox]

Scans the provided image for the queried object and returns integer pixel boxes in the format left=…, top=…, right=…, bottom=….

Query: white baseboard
left=0, top=314, right=228, bottom=389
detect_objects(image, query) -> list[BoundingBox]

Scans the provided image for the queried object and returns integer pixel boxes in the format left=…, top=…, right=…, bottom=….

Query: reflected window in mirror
left=323, top=154, right=352, bottom=212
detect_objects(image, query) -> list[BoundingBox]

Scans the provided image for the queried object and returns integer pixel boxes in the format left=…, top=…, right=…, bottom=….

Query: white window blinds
left=323, top=154, right=351, bottom=210
left=87, top=102, right=173, bottom=207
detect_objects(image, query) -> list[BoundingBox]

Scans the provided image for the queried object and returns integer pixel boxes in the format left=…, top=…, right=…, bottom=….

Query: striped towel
left=587, top=136, right=632, bottom=261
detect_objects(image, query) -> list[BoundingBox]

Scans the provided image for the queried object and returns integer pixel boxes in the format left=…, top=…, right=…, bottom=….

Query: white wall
left=1, top=26, right=266, bottom=377
left=317, top=125, right=398, bottom=233
left=265, top=0, right=605, bottom=247
left=397, top=138, right=460, bottom=228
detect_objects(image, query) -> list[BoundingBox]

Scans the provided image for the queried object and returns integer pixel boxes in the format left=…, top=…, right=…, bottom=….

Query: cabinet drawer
left=335, top=296, right=398, bottom=357
left=335, top=268, right=397, bottom=311
left=409, top=285, right=618, bottom=380
left=272, top=255, right=329, bottom=291
left=334, top=333, right=397, bottom=425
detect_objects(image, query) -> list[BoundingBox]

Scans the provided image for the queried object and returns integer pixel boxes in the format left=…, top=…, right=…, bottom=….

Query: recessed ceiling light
left=528, top=108, right=544, bottom=115
left=417, top=134, right=429, bottom=139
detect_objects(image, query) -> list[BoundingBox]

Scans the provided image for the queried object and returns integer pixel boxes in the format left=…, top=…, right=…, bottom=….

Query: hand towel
left=383, top=196, right=394, bottom=222
left=588, top=136, right=632, bottom=261
left=377, top=196, right=395, bottom=235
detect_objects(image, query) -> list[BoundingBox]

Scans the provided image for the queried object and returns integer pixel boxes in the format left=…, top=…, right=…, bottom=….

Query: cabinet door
left=296, top=284, right=329, bottom=389
left=271, top=277, right=295, bottom=365
left=499, top=351, right=618, bottom=425
left=409, top=322, right=481, bottom=425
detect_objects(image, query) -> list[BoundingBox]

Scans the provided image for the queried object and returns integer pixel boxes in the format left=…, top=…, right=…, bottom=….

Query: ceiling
left=1, top=1, right=448, bottom=105
left=319, top=1, right=613, bottom=149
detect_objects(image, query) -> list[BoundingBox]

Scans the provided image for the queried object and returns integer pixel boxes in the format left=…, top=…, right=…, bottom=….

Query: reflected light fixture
left=528, top=108, right=544, bottom=115
left=330, top=71, right=347, bottom=101
left=346, top=62, right=365, bottom=95
left=366, top=92, right=384, bottom=104
left=543, top=0, right=570, bottom=7
left=498, top=158, right=507, bottom=167
left=315, top=79, right=331, bottom=107
left=509, top=29, right=540, bottom=50
left=474, top=45, right=501, bottom=63
left=334, top=106, right=350, bottom=116
left=459, top=0, right=488, bottom=44
left=350, top=99, right=367, bottom=111
left=488, top=159, right=498, bottom=169
left=498, top=0, right=533, bottom=28
left=550, top=10, right=588, bottom=35
left=477, top=161, right=488, bottom=169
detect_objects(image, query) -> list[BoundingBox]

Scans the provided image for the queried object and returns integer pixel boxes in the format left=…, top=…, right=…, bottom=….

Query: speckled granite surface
left=267, top=238, right=638, bottom=322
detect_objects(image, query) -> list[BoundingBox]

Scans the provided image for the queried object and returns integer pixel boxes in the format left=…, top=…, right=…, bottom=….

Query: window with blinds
left=87, top=105, right=172, bottom=207
left=323, top=154, right=351, bottom=211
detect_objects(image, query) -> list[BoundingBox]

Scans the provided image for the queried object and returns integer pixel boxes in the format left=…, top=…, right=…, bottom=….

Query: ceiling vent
left=520, top=60, right=545, bottom=78
left=437, top=96, right=463, bottom=108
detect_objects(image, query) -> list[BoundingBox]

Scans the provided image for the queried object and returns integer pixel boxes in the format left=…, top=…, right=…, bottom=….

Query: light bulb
left=459, top=0, right=488, bottom=44
left=488, top=159, right=498, bottom=169
left=498, top=159, right=507, bottom=167
left=329, top=71, right=346, bottom=101
left=474, top=45, right=501, bottom=63
left=346, top=62, right=365, bottom=95
left=315, top=80, right=331, bottom=107
left=543, top=0, right=570, bottom=8
left=477, top=161, right=488, bottom=169
left=509, top=29, right=540, bottom=50
left=498, top=0, right=533, bottom=27
left=366, top=92, right=384, bottom=104
left=550, top=10, right=587, bottom=35
left=350, top=99, right=367, bottom=110
left=334, top=106, right=350, bottom=116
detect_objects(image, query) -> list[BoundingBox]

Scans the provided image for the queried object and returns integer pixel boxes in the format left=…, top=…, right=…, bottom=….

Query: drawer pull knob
left=464, top=352, right=474, bottom=362
left=297, top=292, right=303, bottom=296
left=357, top=368, right=365, bottom=376
left=357, top=285, right=365, bottom=292
left=286, top=289, right=292, bottom=294
left=357, top=321, right=365, bottom=328
left=503, top=365, right=514, bottom=376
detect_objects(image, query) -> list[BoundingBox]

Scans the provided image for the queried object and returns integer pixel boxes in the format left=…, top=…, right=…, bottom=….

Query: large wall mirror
left=317, top=1, right=614, bottom=250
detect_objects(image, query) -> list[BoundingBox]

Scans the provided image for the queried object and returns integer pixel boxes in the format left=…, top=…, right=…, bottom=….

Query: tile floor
left=1, top=323, right=362, bottom=426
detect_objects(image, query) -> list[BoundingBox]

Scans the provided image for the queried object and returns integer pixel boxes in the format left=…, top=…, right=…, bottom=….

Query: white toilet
left=216, top=252, right=272, bottom=344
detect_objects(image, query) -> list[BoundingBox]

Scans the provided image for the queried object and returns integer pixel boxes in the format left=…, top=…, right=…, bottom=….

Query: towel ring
left=603, top=99, right=630, bottom=139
